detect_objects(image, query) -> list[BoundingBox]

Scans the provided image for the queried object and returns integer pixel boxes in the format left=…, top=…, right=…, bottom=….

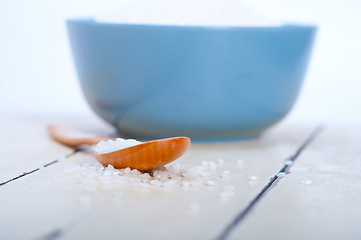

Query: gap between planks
left=0, top=149, right=80, bottom=186
left=215, top=125, right=324, bottom=240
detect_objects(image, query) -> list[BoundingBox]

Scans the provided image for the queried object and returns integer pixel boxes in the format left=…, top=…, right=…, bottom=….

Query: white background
left=1, top=0, right=360, bottom=125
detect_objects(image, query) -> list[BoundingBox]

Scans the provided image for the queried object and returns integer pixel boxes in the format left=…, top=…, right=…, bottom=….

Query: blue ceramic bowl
left=67, top=19, right=316, bottom=140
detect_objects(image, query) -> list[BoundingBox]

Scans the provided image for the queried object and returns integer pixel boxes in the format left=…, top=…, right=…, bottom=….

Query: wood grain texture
left=0, top=116, right=72, bottom=182
left=229, top=126, right=361, bottom=240
left=0, top=115, right=318, bottom=240
left=95, top=137, right=191, bottom=170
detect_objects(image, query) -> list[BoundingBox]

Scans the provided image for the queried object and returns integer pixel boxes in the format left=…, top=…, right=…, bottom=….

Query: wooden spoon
left=47, top=124, right=191, bottom=171
left=47, top=124, right=115, bottom=147
left=95, top=137, right=191, bottom=171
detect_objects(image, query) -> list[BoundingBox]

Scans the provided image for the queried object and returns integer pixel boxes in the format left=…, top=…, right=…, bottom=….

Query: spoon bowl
left=95, top=137, right=191, bottom=171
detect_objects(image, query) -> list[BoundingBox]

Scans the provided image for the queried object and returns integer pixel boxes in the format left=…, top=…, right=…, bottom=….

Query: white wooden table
left=0, top=115, right=360, bottom=240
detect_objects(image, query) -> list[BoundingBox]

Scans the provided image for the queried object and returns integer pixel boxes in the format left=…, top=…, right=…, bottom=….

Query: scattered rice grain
left=113, top=178, right=126, bottom=184
left=128, top=177, right=142, bottom=183
left=209, top=161, right=217, bottom=169
left=284, top=159, right=293, bottom=165
left=162, top=182, right=172, bottom=188
left=187, top=167, right=199, bottom=174
left=219, top=192, right=230, bottom=198
left=107, top=164, right=115, bottom=171
left=150, top=180, right=162, bottom=186
left=89, top=166, right=97, bottom=171
left=276, top=172, right=286, bottom=178
left=195, top=177, right=204, bottom=183
left=201, top=161, right=209, bottom=166
left=131, top=169, right=140, bottom=176
left=201, top=172, right=211, bottom=177
left=301, top=179, right=313, bottom=185
left=101, top=180, right=111, bottom=185
left=248, top=176, right=259, bottom=181
left=181, top=181, right=190, bottom=187
left=206, top=180, right=216, bottom=186
left=217, top=158, right=225, bottom=164
left=220, top=173, right=229, bottom=178
left=82, top=163, right=90, bottom=168
left=190, top=181, right=201, bottom=186
left=57, top=156, right=66, bottom=161
left=308, top=173, right=316, bottom=178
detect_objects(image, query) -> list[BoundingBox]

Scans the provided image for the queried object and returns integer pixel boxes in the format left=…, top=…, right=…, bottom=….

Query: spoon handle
left=47, top=124, right=115, bottom=147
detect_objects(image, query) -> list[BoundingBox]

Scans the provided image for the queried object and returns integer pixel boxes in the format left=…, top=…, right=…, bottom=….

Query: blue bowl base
left=115, top=129, right=263, bottom=142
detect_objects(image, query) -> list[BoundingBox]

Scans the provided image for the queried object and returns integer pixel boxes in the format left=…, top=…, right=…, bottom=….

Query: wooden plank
left=0, top=115, right=72, bottom=182
left=0, top=115, right=114, bottom=183
left=229, top=126, right=361, bottom=240
left=0, top=120, right=315, bottom=240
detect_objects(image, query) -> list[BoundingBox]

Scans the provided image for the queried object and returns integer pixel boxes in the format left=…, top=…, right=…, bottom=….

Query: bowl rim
left=67, top=18, right=317, bottom=31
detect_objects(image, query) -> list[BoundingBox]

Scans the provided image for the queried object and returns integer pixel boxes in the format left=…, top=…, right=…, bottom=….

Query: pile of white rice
left=64, top=159, right=220, bottom=188
left=62, top=158, right=241, bottom=199
left=95, top=138, right=142, bottom=154
left=96, top=0, right=282, bottom=27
